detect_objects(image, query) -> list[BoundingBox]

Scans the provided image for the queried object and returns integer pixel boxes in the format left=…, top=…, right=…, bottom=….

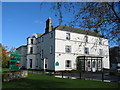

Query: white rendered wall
left=27, top=33, right=38, bottom=69
left=54, top=30, right=110, bottom=71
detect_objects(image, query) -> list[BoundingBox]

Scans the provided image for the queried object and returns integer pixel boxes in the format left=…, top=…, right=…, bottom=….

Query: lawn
left=2, top=68, right=10, bottom=71
left=2, top=73, right=119, bottom=88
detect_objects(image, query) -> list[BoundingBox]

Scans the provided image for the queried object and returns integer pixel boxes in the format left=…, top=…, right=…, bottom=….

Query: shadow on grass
left=2, top=77, right=66, bottom=88
left=2, top=73, right=119, bottom=88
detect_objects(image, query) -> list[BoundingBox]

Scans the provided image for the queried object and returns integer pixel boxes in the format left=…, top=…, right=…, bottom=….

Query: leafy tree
left=0, top=44, right=15, bottom=68
left=48, top=2, right=120, bottom=46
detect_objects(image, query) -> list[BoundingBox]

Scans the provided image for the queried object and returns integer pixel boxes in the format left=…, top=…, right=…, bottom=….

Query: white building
left=18, top=18, right=110, bottom=72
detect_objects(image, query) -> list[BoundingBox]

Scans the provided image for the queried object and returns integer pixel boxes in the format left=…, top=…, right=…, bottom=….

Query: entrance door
left=92, top=60, right=96, bottom=72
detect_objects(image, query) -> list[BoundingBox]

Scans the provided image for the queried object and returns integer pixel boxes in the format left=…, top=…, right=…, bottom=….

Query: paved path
left=28, top=71, right=120, bottom=82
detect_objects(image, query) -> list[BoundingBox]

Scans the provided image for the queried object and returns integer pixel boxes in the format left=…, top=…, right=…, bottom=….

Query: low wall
left=2, top=70, right=28, bottom=82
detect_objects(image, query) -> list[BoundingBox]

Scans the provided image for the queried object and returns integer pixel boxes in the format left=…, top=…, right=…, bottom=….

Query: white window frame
left=84, top=47, right=89, bottom=54
left=99, top=38, right=102, bottom=45
left=50, top=46, right=53, bottom=54
left=30, top=47, right=33, bottom=54
left=66, top=33, right=70, bottom=40
left=85, top=35, right=88, bottom=42
left=41, top=37, right=44, bottom=42
left=50, top=32, right=53, bottom=38
left=65, top=45, right=71, bottom=53
left=99, top=49, right=103, bottom=55
left=31, top=39, right=33, bottom=44
left=65, top=60, right=72, bottom=68
left=41, top=50, right=43, bottom=58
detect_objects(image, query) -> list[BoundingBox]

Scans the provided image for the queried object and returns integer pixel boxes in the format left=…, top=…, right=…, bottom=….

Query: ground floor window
left=87, top=61, right=91, bottom=67
left=92, top=61, right=96, bottom=68
left=30, top=59, right=32, bottom=68
left=65, top=60, right=71, bottom=68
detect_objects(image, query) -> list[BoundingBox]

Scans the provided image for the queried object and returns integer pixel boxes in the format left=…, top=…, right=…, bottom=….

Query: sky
left=2, top=2, right=74, bottom=48
left=2, top=2, right=57, bottom=48
left=2, top=2, right=119, bottom=48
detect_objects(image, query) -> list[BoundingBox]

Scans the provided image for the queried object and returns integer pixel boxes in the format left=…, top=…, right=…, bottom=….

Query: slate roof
left=54, top=25, right=106, bottom=38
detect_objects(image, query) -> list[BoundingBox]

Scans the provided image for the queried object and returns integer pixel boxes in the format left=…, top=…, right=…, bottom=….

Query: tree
left=0, top=44, right=16, bottom=68
left=49, top=2, right=120, bottom=46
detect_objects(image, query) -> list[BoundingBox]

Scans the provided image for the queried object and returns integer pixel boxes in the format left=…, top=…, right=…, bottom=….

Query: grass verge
left=2, top=73, right=119, bottom=88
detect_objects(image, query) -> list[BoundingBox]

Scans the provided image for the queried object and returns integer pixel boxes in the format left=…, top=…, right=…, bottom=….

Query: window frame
left=50, top=46, right=53, bottom=54
left=85, top=35, right=88, bottom=42
left=66, top=33, right=71, bottom=40
left=65, top=45, right=71, bottom=53
left=50, top=32, right=53, bottom=38
left=99, top=38, right=102, bottom=45
left=84, top=47, right=89, bottom=54
left=99, top=49, right=103, bottom=55
left=31, top=39, right=33, bottom=44
left=30, top=47, right=33, bottom=54
left=30, top=59, right=32, bottom=68
left=65, top=60, right=72, bottom=68
left=41, top=37, right=44, bottom=42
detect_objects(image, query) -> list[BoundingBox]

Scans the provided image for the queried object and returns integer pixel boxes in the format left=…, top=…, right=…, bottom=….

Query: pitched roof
left=54, top=25, right=106, bottom=38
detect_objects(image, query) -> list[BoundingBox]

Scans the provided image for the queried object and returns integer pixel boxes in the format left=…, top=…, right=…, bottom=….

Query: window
left=50, top=33, right=53, bottom=38
left=99, top=38, right=102, bottom=45
left=41, top=37, right=44, bottom=42
left=41, top=50, right=43, bottom=58
left=84, top=47, right=89, bottom=54
left=31, top=39, right=33, bottom=44
left=65, top=60, right=71, bottom=68
left=39, top=38, right=41, bottom=43
left=50, top=46, right=53, bottom=54
left=87, top=61, right=91, bottom=67
left=66, top=33, right=70, bottom=40
left=65, top=45, right=71, bottom=53
left=98, top=60, right=101, bottom=68
left=85, top=35, right=88, bottom=42
left=30, top=47, right=33, bottom=54
left=45, top=59, right=48, bottom=69
left=92, top=61, right=96, bottom=68
left=30, top=59, right=32, bottom=68
left=99, top=49, right=103, bottom=55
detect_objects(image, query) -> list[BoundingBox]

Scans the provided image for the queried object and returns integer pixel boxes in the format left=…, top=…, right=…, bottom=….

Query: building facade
left=18, top=18, right=110, bottom=72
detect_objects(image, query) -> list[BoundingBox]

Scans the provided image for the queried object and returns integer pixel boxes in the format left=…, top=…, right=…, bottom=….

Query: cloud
left=34, top=20, right=43, bottom=24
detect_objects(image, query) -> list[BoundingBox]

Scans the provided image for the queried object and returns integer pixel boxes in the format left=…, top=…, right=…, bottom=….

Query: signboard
left=9, top=50, right=21, bottom=70
left=55, top=61, right=59, bottom=66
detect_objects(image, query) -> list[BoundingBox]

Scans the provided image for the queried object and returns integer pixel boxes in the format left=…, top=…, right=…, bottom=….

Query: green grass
left=2, top=73, right=119, bottom=88
left=2, top=68, right=10, bottom=71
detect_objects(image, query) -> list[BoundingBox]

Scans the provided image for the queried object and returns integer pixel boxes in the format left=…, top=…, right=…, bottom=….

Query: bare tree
left=50, top=2, right=120, bottom=46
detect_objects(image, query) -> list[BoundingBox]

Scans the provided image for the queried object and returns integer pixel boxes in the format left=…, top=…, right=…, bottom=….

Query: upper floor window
left=84, top=47, right=89, bottom=54
left=65, top=60, right=71, bottom=68
left=85, top=35, right=88, bottom=42
left=50, top=33, right=53, bottom=38
left=30, top=59, right=32, bottom=68
left=98, top=60, right=101, bottom=68
left=99, top=49, right=103, bottom=55
left=66, top=33, right=70, bottom=40
left=50, top=46, right=53, bottom=54
left=99, top=38, right=102, bottom=45
left=41, top=37, right=44, bottom=42
left=65, top=45, right=71, bottom=53
left=30, top=47, right=33, bottom=54
left=31, top=39, right=33, bottom=44
left=41, top=50, right=43, bottom=58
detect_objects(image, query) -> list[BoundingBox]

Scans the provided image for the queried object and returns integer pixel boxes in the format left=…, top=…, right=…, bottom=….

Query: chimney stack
left=45, top=17, right=53, bottom=33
